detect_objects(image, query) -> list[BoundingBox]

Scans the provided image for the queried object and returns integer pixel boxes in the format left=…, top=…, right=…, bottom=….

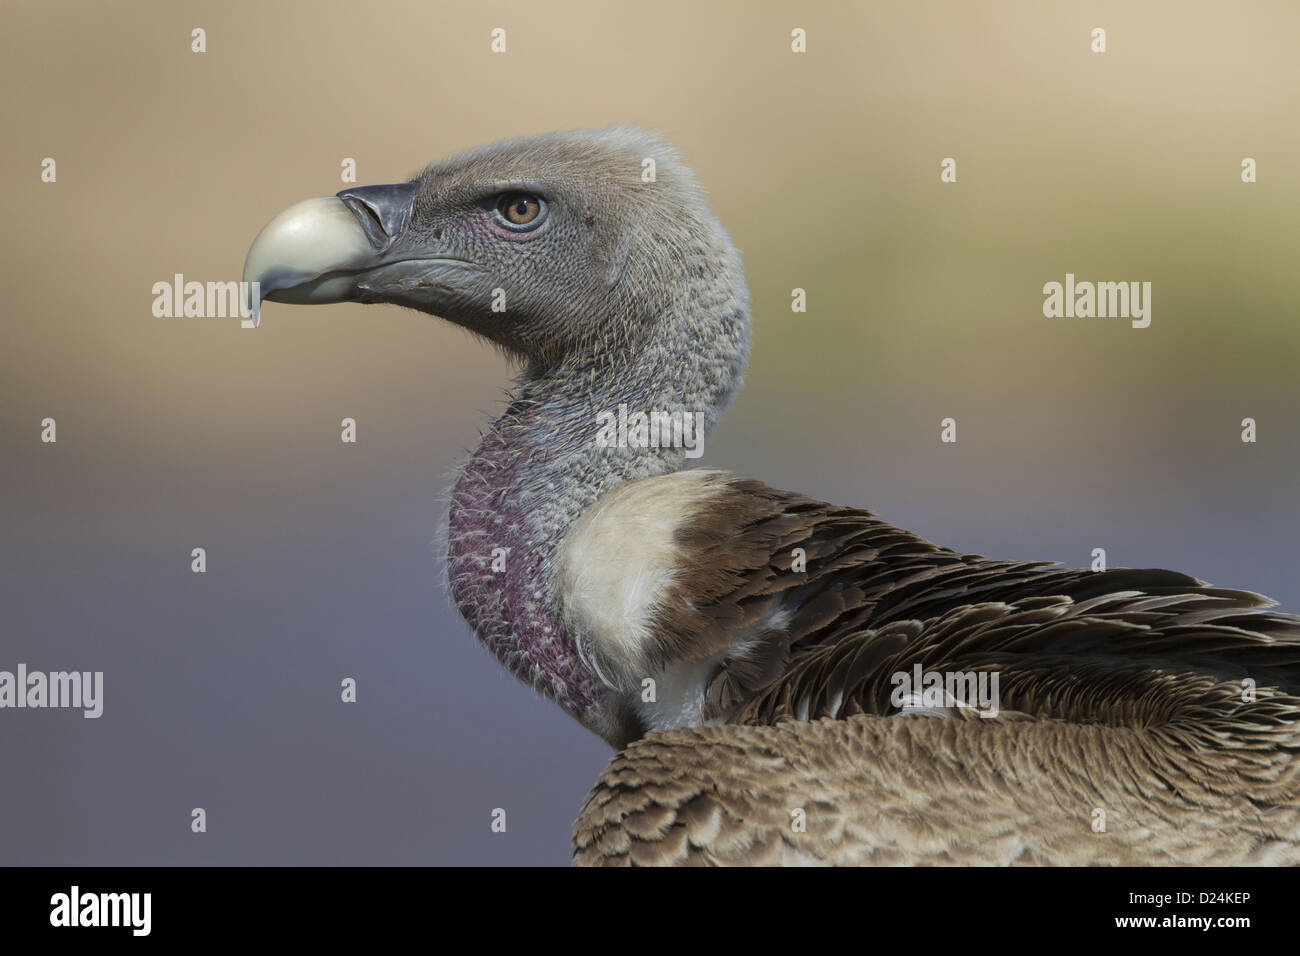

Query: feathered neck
left=445, top=302, right=749, bottom=740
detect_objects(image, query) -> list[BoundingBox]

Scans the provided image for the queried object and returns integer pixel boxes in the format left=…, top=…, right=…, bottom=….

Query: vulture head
left=244, top=127, right=749, bottom=371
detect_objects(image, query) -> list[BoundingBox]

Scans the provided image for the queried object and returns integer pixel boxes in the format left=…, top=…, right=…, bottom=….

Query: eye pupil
left=498, top=193, right=542, bottom=227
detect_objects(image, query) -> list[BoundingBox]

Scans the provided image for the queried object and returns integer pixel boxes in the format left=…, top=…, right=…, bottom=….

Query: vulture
left=243, top=128, right=1300, bottom=865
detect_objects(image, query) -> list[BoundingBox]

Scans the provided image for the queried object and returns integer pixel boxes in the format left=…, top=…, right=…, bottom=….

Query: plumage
left=242, top=128, right=1300, bottom=866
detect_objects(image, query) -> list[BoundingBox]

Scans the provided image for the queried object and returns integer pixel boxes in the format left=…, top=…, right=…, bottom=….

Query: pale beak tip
left=240, top=195, right=372, bottom=327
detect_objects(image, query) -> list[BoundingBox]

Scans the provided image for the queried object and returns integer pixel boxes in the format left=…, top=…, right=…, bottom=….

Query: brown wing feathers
left=658, top=478, right=1300, bottom=722
left=572, top=477, right=1300, bottom=865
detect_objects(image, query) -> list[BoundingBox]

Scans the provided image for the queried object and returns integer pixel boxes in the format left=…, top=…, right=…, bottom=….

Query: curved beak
left=241, top=181, right=419, bottom=328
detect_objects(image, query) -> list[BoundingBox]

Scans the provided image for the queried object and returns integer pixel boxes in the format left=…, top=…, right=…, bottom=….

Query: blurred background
left=0, top=0, right=1296, bottom=864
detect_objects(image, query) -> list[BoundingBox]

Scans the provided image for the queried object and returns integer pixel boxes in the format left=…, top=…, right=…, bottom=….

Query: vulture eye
left=495, top=193, right=545, bottom=230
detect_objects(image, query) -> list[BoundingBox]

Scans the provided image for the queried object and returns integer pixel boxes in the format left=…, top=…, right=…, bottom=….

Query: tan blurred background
left=1, top=0, right=1297, bottom=864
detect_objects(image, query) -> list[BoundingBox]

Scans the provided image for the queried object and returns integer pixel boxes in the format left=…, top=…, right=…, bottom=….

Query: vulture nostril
left=341, top=195, right=389, bottom=248
left=334, top=181, right=420, bottom=249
